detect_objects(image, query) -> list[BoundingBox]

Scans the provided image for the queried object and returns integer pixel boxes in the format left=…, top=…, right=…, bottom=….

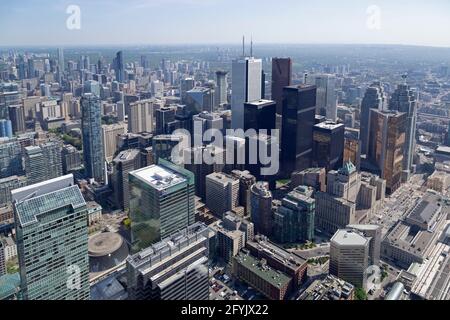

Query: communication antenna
left=250, top=36, right=253, bottom=57
left=242, top=36, right=245, bottom=57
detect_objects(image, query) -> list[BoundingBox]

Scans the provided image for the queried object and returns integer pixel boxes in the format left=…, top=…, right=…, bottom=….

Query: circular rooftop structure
left=88, top=232, right=129, bottom=273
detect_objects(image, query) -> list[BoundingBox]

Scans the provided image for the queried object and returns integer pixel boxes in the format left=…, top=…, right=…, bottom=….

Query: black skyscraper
left=244, top=99, right=276, bottom=132
left=312, top=121, right=345, bottom=171
left=281, top=85, right=317, bottom=177
left=271, top=58, right=292, bottom=115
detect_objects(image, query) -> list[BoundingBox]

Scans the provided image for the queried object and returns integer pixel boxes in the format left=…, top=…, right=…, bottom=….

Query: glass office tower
left=81, top=93, right=105, bottom=183
left=129, top=159, right=195, bottom=253
left=13, top=175, right=90, bottom=300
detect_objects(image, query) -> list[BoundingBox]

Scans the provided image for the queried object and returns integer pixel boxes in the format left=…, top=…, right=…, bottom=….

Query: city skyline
left=1, top=0, right=450, bottom=47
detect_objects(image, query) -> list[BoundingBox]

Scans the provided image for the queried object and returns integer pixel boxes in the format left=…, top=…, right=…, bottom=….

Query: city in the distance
left=0, top=0, right=450, bottom=306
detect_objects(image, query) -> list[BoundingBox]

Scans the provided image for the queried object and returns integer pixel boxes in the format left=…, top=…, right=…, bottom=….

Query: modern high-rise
left=243, top=99, right=276, bottom=132
left=12, top=175, right=90, bottom=300
left=183, top=145, right=225, bottom=200
left=113, top=51, right=125, bottom=83
left=273, top=186, right=315, bottom=243
left=24, top=142, right=63, bottom=192
left=230, top=170, right=256, bottom=216
left=8, top=105, right=26, bottom=135
left=81, top=93, right=105, bottom=183
left=346, top=224, right=381, bottom=266
left=281, top=85, right=317, bottom=177
left=0, top=241, right=5, bottom=276
left=180, top=78, right=195, bottom=104
left=62, top=145, right=82, bottom=174
left=389, top=82, right=418, bottom=181
left=129, top=159, right=195, bottom=252
left=367, top=110, right=407, bottom=194
left=112, top=149, right=141, bottom=210
left=249, top=182, right=273, bottom=237
left=155, top=106, right=176, bottom=135
left=0, top=119, right=12, bottom=138
left=102, top=123, right=127, bottom=163
left=307, top=74, right=337, bottom=121
left=205, top=172, right=239, bottom=218
left=312, top=121, right=345, bottom=171
left=0, top=175, right=27, bottom=206
left=23, top=146, right=46, bottom=185
left=360, top=82, right=386, bottom=155
left=231, top=57, right=263, bottom=129
left=329, top=229, right=370, bottom=290
left=215, top=71, right=228, bottom=107
left=128, top=99, right=154, bottom=134
left=271, top=58, right=292, bottom=115
left=0, top=139, right=24, bottom=179
left=127, top=223, right=210, bottom=300
left=57, top=48, right=65, bottom=72
left=192, top=111, right=224, bottom=145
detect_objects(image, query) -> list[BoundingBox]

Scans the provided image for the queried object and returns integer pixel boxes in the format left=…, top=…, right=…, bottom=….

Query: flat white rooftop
left=131, top=165, right=186, bottom=191
left=331, top=229, right=369, bottom=247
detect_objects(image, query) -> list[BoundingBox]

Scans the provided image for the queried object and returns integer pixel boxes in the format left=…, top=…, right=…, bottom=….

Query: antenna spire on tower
left=242, top=36, right=245, bottom=57
left=250, top=36, right=253, bottom=57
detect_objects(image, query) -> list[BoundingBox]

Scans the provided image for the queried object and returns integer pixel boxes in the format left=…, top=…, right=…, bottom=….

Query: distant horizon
left=1, top=0, right=449, bottom=48
left=2, top=42, right=450, bottom=50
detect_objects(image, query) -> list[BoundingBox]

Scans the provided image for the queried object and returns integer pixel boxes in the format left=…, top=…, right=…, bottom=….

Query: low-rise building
left=232, top=251, right=292, bottom=300
left=300, top=275, right=355, bottom=300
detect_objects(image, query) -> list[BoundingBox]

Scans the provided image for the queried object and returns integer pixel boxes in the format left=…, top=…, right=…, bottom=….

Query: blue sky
left=1, top=0, right=449, bottom=47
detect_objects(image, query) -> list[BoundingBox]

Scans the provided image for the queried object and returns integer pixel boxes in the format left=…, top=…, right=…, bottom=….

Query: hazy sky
left=1, top=0, right=449, bottom=47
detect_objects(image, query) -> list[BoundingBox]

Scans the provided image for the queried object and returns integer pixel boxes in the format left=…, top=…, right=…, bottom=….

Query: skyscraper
left=205, top=172, right=240, bottom=218
left=24, top=143, right=63, bottom=186
left=281, top=85, right=317, bottom=177
left=113, top=51, right=125, bottom=83
left=231, top=57, right=263, bottom=129
left=360, top=82, right=386, bottom=156
left=180, top=77, right=195, bottom=104
left=102, top=123, right=127, bottom=163
left=128, top=99, right=154, bottom=134
left=129, top=159, right=195, bottom=252
left=215, top=71, right=228, bottom=107
left=13, top=175, right=90, bottom=300
left=271, top=58, right=292, bottom=115
left=243, top=99, right=276, bottom=132
left=0, top=119, right=12, bottom=138
left=23, top=146, right=46, bottom=186
left=81, top=93, right=105, bottom=183
left=389, top=80, right=418, bottom=181
left=249, top=182, right=273, bottom=237
left=112, top=149, right=141, bottom=210
left=273, top=186, right=315, bottom=243
left=312, top=121, right=345, bottom=171
left=8, top=105, right=26, bottom=135
left=183, top=145, right=225, bottom=200
left=127, top=223, right=210, bottom=300
left=57, top=48, right=65, bottom=73
left=307, top=74, right=337, bottom=121
left=329, top=229, right=369, bottom=290
left=367, top=110, right=407, bottom=194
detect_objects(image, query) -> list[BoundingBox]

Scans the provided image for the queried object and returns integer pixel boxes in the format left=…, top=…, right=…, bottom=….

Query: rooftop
left=234, top=253, right=291, bottom=288
left=406, top=192, right=443, bottom=228
left=0, top=273, right=20, bottom=300
left=314, top=121, right=344, bottom=131
left=130, top=164, right=187, bottom=191
left=14, top=185, right=86, bottom=227
left=300, top=275, right=354, bottom=300
left=245, top=99, right=276, bottom=107
left=331, top=229, right=369, bottom=247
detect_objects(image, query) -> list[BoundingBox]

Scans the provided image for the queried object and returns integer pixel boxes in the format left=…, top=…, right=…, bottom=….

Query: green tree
left=355, top=287, right=368, bottom=300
